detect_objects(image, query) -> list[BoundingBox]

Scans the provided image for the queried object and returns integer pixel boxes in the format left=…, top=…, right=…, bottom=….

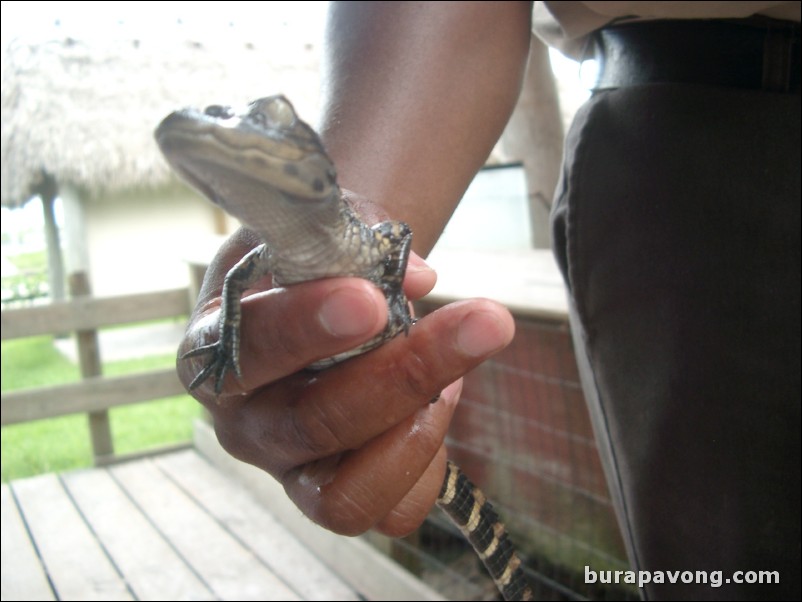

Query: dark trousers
left=551, top=82, right=800, bottom=600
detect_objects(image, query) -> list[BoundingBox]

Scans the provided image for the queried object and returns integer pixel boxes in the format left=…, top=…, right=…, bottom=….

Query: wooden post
left=68, top=271, right=114, bottom=463
left=186, top=261, right=206, bottom=309
left=37, top=173, right=66, bottom=306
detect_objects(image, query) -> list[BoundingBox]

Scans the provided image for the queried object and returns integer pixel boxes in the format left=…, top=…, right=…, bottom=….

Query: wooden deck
left=1, top=423, right=443, bottom=601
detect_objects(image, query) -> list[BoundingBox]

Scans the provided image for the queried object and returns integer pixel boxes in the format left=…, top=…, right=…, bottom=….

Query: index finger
left=179, top=276, right=390, bottom=404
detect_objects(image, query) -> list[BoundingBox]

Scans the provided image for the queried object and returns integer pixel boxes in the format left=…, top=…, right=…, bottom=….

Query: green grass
left=7, top=249, right=46, bottom=272
left=2, top=335, right=80, bottom=390
left=1, top=332, right=201, bottom=482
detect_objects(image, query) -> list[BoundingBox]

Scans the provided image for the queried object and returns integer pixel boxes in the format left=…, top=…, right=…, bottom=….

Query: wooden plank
left=157, top=450, right=360, bottom=601
left=110, top=458, right=300, bottom=601
left=193, top=420, right=446, bottom=601
left=1, top=368, right=186, bottom=425
left=1, top=288, right=190, bottom=340
left=11, top=473, right=133, bottom=601
left=61, top=467, right=215, bottom=601
left=1, top=483, right=55, bottom=601
left=93, top=441, right=194, bottom=468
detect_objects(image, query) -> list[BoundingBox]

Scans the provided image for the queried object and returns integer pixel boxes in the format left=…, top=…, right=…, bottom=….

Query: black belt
left=593, top=18, right=801, bottom=93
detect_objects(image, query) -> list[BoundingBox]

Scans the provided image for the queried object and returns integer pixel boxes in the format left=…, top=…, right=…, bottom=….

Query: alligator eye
left=204, top=105, right=234, bottom=119
left=265, top=96, right=295, bottom=128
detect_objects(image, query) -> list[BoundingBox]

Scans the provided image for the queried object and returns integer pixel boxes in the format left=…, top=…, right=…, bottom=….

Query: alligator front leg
left=182, top=243, right=272, bottom=394
left=373, top=220, right=414, bottom=335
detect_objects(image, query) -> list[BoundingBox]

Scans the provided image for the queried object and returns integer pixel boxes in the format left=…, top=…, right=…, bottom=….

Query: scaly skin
left=155, top=96, right=413, bottom=385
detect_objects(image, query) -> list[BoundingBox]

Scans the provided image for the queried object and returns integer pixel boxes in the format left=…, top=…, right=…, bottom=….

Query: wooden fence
left=1, top=272, right=194, bottom=465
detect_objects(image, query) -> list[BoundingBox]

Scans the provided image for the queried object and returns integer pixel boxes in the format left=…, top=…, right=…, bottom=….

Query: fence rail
left=1, top=273, right=193, bottom=464
left=1, top=287, right=190, bottom=341
left=1, top=368, right=186, bottom=425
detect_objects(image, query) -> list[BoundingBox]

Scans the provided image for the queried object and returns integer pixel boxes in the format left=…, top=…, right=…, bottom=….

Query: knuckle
left=391, top=345, right=441, bottom=402
left=213, top=418, right=244, bottom=458
left=290, top=399, right=350, bottom=458
left=213, top=408, right=286, bottom=476
left=375, top=506, right=427, bottom=538
left=263, top=316, right=310, bottom=367
left=240, top=295, right=317, bottom=374
left=312, top=487, right=375, bottom=536
left=410, top=417, right=443, bottom=456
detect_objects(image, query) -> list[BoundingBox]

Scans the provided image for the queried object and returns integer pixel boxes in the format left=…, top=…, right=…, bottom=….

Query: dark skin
left=178, top=1, right=532, bottom=538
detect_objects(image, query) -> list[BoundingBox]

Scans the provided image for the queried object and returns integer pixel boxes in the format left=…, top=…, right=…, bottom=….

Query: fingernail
left=439, top=380, right=463, bottom=407
left=456, top=310, right=511, bottom=357
left=319, top=286, right=379, bottom=337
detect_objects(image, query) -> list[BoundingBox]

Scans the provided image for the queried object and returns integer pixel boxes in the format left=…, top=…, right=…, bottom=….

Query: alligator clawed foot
left=181, top=338, right=240, bottom=395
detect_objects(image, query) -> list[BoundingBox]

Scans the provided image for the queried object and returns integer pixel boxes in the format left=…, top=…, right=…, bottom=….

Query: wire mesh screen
left=367, top=303, right=640, bottom=600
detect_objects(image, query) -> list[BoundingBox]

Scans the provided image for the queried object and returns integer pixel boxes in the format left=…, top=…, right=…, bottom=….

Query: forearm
left=319, top=1, right=532, bottom=254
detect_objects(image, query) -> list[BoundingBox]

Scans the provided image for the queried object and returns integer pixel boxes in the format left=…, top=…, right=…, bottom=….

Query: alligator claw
left=181, top=331, right=241, bottom=395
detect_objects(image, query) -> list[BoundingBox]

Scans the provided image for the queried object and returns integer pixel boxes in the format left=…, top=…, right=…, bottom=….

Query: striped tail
left=436, top=460, right=534, bottom=601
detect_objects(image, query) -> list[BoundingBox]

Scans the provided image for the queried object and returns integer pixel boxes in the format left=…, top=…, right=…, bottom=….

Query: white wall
left=82, top=186, right=232, bottom=297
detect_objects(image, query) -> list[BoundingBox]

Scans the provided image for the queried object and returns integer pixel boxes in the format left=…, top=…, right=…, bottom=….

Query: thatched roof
left=1, top=4, right=323, bottom=208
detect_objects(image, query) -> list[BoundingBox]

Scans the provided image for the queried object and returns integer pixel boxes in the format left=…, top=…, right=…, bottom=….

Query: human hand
left=178, top=226, right=515, bottom=537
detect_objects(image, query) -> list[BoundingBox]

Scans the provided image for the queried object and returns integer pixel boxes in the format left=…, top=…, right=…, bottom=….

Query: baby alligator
left=156, top=95, right=533, bottom=601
